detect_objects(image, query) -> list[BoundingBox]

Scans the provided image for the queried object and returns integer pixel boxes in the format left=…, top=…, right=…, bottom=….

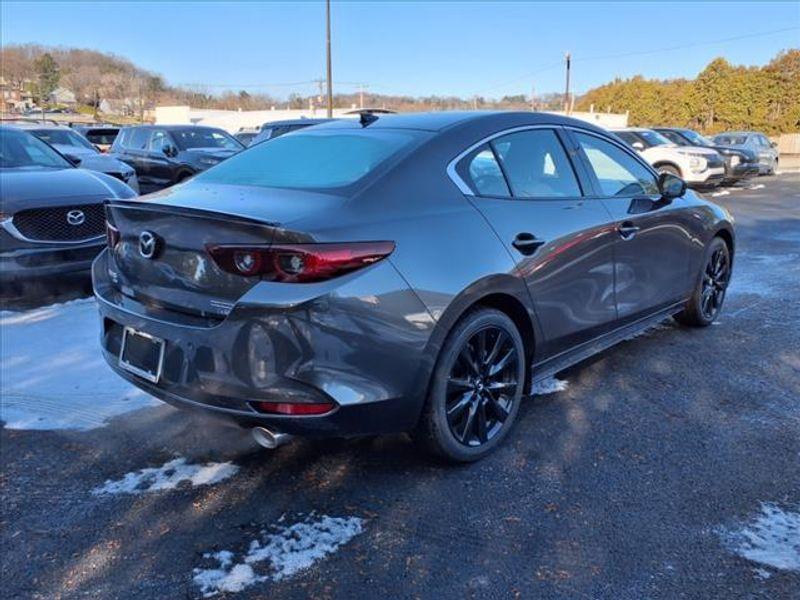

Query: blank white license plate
left=119, top=327, right=165, bottom=383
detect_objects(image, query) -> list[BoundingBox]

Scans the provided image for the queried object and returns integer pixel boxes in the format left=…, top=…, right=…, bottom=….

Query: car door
left=120, top=128, right=154, bottom=192
left=454, top=126, right=618, bottom=357
left=568, top=129, right=693, bottom=323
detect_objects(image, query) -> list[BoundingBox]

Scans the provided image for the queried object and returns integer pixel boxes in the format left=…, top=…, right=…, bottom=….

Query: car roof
left=262, top=119, right=334, bottom=127
left=611, top=127, right=652, bottom=133
left=1, top=121, right=69, bottom=131
left=121, top=124, right=226, bottom=131
left=715, top=131, right=755, bottom=136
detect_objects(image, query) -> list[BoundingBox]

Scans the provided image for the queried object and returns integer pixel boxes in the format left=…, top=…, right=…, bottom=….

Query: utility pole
left=325, top=0, right=333, bottom=118
left=530, top=83, right=535, bottom=112
left=563, top=52, right=571, bottom=114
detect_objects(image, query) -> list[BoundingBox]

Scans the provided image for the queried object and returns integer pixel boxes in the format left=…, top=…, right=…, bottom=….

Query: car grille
left=12, top=204, right=105, bottom=242
left=706, top=155, right=725, bottom=169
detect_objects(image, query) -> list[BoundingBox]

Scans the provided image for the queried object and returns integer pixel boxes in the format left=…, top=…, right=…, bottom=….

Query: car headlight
left=688, top=155, right=707, bottom=171
left=729, top=155, right=740, bottom=167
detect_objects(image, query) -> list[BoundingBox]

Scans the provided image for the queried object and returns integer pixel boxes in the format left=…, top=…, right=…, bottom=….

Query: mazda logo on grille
left=66, top=209, right=85, bottom=226
left=138, top=231, right=159, bottom=259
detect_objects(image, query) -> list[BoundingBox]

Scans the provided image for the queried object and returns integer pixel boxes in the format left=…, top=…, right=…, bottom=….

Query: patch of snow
left=753, top=567, right=772, bottom=580
left=711, top=190, right=730, bottom=197
left=193, top=513, right=364, bottom=597
left=92, top=457, right=239, bottom=495
left=1, top=299, right=158, bottom=430
left=531, top=377, right=568, bottom=395
left=718, top=503, right=800, bottom=573
left=748, top=183, right=766, bottom=190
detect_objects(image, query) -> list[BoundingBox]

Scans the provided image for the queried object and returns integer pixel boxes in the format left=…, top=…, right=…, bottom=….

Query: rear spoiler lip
left=103, top=198, right=282, bottom=228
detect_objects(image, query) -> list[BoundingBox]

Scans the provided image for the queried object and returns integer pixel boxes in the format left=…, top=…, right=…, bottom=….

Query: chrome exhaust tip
left=251, top=426, right=293, bottom=450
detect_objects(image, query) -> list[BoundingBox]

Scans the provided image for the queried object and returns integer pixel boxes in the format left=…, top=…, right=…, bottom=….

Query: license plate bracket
left=119, top=327, right=165, bottom=383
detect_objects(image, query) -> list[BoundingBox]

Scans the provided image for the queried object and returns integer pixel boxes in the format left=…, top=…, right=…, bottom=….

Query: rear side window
left=461, top=145, right=510, bottom=197
left=128, top=128, right=150, bottom=150
left=575, top=132, right=658, bottom=197
left=196, top=129, right=428, bottom=190
left=491, top=129, right=581, bottom=198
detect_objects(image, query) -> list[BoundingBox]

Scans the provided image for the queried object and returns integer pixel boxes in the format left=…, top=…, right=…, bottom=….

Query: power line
left=575, top=25, right=800, bottom=63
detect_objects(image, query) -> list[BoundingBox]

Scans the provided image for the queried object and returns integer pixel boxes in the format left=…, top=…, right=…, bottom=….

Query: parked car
left=95, top=112, right=734, bottom=462
left=712, top=131, right=779, bottom=175
left=249, top=118, right=334, bottom=146
left=72, top=125, right=121, bottom=153
left=233, top=128, right=260, bottom=146
left=654, top=127, right=760, bottom=184
left=111, top=125, right=245, bottom=193
left=10, top=122, right=139, bottom=193
left=614, top=128, right=725, bottom=187
left=0, top=126, right=136, bottom=284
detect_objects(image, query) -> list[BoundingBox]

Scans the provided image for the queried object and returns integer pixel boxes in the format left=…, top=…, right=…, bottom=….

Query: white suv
left=613, top=128, right=725, bottom=187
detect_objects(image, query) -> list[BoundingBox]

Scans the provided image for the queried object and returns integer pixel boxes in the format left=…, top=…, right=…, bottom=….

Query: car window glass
left=463, top=145, right=510, bottom=197
left=575, top=132, right=658, bottom=197
left=129, top=128, right=150, bottom=150
left=491, top=129, right=580, bottom=198
left=148, top=130, right=171, bottom=152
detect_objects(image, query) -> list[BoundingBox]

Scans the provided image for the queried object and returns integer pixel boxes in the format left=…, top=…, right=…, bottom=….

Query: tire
left=675, top=237, right=731, bottom=327
left=657, top=164, right=681, bottom=177
left=414, top=308, right=526, bottom=462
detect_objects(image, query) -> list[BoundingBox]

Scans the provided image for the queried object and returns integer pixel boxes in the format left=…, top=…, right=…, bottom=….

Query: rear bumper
left=687, top=167, right=725, bottom=187
left=0, top=230, right=103, bottom=282
left=724, top=162, right=760, bottom=180
left=92, top=251, right=436, bottom=437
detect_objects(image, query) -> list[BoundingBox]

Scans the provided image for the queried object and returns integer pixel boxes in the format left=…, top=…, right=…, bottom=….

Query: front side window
left=575, top=132, right=658, bottom=197
left=659, top=130, right=688, bottom=146
left=172, top=128, right=243, bottom=151
left=491, top=129, right=580, bottom=198
left=148, top=130, right=172, bottom=152
left=196, top=129, right=429, bottom=190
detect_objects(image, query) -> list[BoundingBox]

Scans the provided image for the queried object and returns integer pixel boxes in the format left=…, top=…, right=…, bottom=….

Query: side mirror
left=770, top=141, right=778, bottom=149
left=65, top=154, right=82, bottom=166
left=658, top=172, right=687, bottom=200
left=631, top=141, right=645, bottom=151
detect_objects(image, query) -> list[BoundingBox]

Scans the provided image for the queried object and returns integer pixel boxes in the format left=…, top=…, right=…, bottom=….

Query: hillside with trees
left=577, top=50, right=800, bottom=134
left=2, top=43, right=798, bottom=133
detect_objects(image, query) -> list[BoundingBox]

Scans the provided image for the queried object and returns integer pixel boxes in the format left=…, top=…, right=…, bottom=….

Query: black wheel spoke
left=489, top=347, right=516, bottom=377
left=461, top=402, right=478, bottom=443
left=486, top=394, right=510, bottom=423
left=447, top=392, right=473, bottom=421
left=484, top=330, right=506, bottom=366
left=476, top=401, right=488, bottom=443
left=447, top=377, right=473, bottom=395
left=458, top=344, right=482, bottom=377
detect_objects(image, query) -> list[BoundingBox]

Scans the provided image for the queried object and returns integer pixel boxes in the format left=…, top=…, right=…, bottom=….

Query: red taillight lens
left=206, top=241, right=395, bottom=282
left=106, top=221, right=120, bottom=249
left=252, top=401, right=336, bottom=415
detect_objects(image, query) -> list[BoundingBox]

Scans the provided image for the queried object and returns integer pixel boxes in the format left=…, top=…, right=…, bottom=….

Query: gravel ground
left=2, top=174, right=799, bottom=599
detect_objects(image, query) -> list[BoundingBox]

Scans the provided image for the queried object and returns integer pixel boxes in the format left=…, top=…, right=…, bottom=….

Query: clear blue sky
left=2, top=1, right=799, bottom=99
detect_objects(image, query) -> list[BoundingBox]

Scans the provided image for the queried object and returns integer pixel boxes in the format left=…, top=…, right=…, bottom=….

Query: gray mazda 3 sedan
left=94, top=112, right=735, bottom=461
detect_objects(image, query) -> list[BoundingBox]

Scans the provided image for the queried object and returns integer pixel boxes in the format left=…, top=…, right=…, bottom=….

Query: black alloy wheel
left=446, top=326, right=519, bottom=447
left=675, top=237, right=731, bottom=327
left=700, top=244, right=730, bottom=320
left=415, top=308, right=525, bottom=462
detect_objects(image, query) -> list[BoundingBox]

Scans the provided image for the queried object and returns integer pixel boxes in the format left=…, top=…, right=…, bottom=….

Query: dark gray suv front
left=95, top=112, right=735, bottom=461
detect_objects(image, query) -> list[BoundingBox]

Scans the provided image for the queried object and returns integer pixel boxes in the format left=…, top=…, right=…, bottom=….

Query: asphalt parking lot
left=2, top=174, right=799, bottom=599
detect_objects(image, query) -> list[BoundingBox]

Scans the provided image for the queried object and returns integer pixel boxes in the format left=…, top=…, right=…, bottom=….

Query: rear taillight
left=252, top=401, right=336, bottom=416
left=206, top=241, right=395, bottom=282
left=106, top=221, right=120, bottom=249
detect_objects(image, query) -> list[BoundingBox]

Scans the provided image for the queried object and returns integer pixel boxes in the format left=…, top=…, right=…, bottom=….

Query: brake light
left=206, top=241, right=395, bottom=282
left=106, top=221, right=120, bottom=249
left=252, top=401, right=336, bottom=415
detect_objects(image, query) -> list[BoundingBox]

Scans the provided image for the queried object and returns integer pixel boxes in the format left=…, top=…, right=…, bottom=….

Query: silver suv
left=712, top=131, right=779, bottom=175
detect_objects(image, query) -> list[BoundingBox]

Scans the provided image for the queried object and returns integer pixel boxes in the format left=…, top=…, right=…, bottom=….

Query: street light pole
left=326, top=0, right=333, bottom=118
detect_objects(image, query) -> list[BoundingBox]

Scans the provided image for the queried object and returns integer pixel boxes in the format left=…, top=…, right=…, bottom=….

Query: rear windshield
left=84, top=129, right=119, bottom=145
left=714, top=135, right=747, bottom=146
left=196, top=129, right=428, bottom=190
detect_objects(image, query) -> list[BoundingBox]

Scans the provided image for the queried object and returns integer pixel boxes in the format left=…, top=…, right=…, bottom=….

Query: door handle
left=512, top=233, right=546, bottom=255
left=617, top=221, right=640, bottom=240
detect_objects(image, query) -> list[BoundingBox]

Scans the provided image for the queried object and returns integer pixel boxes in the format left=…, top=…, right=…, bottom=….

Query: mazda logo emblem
left=66, top=209, right=85, bottom=226
left=138, top=231, right=159, bottom=259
